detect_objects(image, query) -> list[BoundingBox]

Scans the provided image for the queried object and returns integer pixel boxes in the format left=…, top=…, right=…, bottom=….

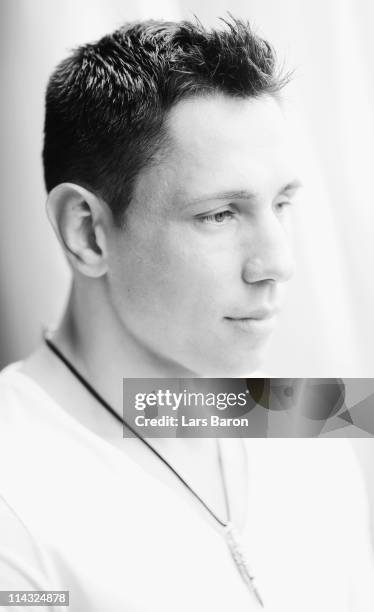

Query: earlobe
left=46, top=182, right=110, bottom=278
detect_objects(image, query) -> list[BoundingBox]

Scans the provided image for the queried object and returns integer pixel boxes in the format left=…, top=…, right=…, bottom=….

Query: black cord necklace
left=43, top=334, right=264, bottom=607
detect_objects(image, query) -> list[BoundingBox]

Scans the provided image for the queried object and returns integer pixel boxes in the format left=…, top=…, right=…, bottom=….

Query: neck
left=56, top=278, right=195, bottom=380
left=51, top=279, right=203, bottom=442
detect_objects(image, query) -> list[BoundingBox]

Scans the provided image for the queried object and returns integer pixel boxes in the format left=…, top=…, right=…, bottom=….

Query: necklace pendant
left=224, top=522, right=264, bottom=608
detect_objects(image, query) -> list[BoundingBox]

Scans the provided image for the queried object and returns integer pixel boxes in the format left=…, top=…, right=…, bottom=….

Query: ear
left=46, top=183, right=112, bottom=278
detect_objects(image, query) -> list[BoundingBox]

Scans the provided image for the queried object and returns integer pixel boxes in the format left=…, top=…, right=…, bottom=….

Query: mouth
left=224, top=309, right=278, bottom=335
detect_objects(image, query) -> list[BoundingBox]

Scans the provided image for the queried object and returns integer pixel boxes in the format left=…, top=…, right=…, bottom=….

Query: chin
left=194, top=349, right=265, bottom=378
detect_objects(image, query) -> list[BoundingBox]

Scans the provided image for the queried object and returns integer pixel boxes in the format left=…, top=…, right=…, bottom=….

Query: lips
left=225, top=306, right=279, bottom=321
left=224, top=307, right=279, bottom=336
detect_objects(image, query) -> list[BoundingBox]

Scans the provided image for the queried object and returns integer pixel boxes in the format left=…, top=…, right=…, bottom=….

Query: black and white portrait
left=1, top=2, right=374, bottom=610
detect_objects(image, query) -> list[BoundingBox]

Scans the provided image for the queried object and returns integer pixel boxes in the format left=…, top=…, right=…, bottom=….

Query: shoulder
left=0, top=359, right=60, bottom=426
left=0, top=362, right=36, bottom=423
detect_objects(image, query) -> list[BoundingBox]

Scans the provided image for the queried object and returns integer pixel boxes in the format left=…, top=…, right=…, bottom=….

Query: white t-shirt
left=0, top=364, right=374, bottom=611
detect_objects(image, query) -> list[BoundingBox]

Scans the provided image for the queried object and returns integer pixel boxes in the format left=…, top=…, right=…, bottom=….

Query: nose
left=241, top=214, right=295, bottom=284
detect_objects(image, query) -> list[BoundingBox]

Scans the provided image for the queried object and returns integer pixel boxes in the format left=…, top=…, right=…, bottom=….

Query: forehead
left=131, top=93, right=296, bottom=216
left=163, top=94, right=294, bottom=198
left=167, top=93, right=287, bottom=151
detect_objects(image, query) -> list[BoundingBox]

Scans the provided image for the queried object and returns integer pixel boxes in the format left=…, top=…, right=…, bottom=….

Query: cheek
left=156, top=233, right=238, bottom=309
left=110, top=232, right=182, bottom=315
left=114, top=229, right=231, bottom=324
left=110, top=214, right=245, bottom=335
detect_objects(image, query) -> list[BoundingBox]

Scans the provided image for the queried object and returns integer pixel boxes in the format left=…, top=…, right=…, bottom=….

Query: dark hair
left=43, top=16, right=288, bottom=225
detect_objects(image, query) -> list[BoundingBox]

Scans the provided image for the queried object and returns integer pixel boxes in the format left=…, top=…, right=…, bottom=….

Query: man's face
left=108, top=93, right=299, bottom=376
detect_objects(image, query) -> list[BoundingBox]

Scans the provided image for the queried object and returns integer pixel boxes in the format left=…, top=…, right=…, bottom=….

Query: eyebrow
left=185, top=180, right=303, bottom=206
left=280, top=179, right=303, bottom=194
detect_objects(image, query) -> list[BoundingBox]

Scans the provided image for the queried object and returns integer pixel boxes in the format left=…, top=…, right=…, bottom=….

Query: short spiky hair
left=43, top=17, right=287, bottom=224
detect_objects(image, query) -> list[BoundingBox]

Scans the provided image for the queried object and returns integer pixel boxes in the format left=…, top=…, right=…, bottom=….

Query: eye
left=275, top=201, right=291, bottom=212
left=198, top=210, right=235, bottom=224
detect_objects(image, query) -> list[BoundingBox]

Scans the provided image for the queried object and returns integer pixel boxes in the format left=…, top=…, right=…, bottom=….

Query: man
left=0, top=17, right=373, bottom=611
